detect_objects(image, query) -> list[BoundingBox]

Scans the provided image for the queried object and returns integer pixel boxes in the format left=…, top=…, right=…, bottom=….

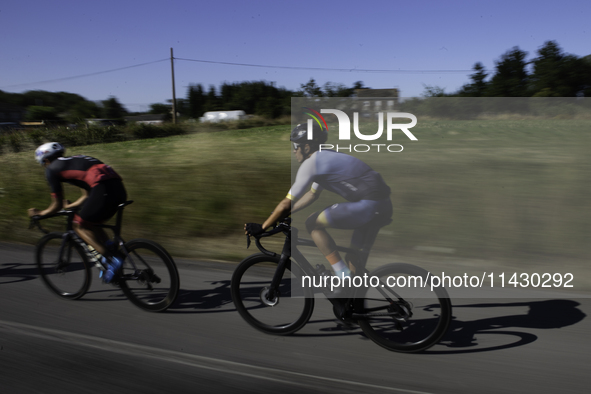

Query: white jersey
left=287, top=150, right=390, bottom=202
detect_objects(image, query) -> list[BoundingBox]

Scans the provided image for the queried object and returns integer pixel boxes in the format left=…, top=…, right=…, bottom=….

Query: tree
left=582, top=55, right=591, bottom=97
left=352, top=81, right=367, bottom=90
left=67, top=101, right=101, bottom=123
left=187, top=84, right=206, bottom=118
left=421, top=84, right=447, bottom=97
left=299, top=78, right=323, bottom=97
left=203, top=85, right=220, bottom=112
left=323, top=82, right=355, bottom=97
left=487, top=47, right=530, bottom=97
left=101, top=96, right=127, bottom=119
left=530, top=41, right=589, bottom=97
left=186, top=81, right=291, bottom=119
left=25, top=106, right=60, bottom=121
left=20, top=90, right=90, bottom=113
left=149, top=103, right=171, bottom=114
left=457, top=62, right=489, bottom=97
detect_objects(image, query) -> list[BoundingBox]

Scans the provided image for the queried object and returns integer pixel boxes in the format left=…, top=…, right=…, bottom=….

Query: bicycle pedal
left=332, top=305, right=357, bottom=329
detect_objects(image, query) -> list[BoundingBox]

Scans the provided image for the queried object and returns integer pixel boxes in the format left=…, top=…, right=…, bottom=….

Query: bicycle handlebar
left=29, top=209, right=76, bottom=234
left=246, top=219, right=291, bottom=256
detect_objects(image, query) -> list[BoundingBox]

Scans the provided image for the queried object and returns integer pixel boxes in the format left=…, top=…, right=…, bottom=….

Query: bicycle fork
left=261, top=253, right=290, bottom=306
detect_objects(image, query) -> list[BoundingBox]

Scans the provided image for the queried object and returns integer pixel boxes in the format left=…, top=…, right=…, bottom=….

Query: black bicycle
left=30, top=201, right=179, bottom=312
left=231, top=218, right=452, bottom=353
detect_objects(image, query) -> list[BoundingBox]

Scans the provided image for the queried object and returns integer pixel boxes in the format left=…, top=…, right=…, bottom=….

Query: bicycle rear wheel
left=231, top=253, right=314, bottom=335
left=118, top=239, right=179, bottom=312
left=36, top=232, right=92, bottom=299
left=354, top=263, right=452, bottom=353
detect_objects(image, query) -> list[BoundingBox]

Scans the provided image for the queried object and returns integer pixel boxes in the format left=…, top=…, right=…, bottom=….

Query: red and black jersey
left=45, top=155, right=122, bottom=198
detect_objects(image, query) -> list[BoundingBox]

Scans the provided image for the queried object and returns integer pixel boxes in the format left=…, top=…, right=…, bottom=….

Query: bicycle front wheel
left=231, top=253, right=314, bottom=335
left=354, top=263, right=452, bottom=353
left=118, top=239, right=179, bottom=312
left=36, top=232, right=92, bottom=299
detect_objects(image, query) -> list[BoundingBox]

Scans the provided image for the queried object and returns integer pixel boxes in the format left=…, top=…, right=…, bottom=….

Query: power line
left=1, top=58, right=169, bottom=89
left=1, top=54, right=472, bottom=93
left=174, top=57, right=472, bottom=74
left=1, top=55, right=472, bottom=92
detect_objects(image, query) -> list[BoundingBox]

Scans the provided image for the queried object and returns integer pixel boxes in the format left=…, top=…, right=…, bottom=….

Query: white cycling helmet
left=35, top=142, right=65, bottom=165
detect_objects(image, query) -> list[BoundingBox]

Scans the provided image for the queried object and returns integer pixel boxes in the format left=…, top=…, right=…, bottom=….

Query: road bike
left=30, top=201, right=179, bottom=312
left=231, top=218, right=452, bottom=353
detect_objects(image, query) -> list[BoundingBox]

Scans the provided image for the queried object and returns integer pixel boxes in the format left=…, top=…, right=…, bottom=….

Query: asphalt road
left=1, top=241, right=589, bottom=394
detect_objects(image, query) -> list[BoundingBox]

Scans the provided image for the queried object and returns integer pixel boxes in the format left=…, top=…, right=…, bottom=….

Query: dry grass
left=2, top=119, right=591, bottom=288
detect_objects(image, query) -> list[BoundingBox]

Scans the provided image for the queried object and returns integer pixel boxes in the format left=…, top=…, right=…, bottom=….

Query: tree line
left=433, top=41, right=591, bottom=98
left=0, top=79, right=364, bottom=123
left=178, top=79, right=366, bottom=120
left=1, top=40, right=589, bottom=123
left=0, top=90, right=129, bottom=123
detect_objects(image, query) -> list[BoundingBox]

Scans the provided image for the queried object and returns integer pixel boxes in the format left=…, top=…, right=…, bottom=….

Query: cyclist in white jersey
left=245, top=123, right=392, bottom=278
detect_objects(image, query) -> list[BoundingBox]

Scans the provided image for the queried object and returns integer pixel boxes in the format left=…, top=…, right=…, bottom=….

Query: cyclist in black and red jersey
left=28, top=142, right=127, bottom=282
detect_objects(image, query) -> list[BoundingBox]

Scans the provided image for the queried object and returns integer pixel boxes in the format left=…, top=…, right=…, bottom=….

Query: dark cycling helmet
left=290, top=122, right=328, bottom=145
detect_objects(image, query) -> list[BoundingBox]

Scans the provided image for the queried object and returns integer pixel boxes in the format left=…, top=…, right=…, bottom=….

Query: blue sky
left=1, top=0, right=589, bottom=112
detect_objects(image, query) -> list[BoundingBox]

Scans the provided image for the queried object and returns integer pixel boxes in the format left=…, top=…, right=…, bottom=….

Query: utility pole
left=170, top=47, right=177, bottom=124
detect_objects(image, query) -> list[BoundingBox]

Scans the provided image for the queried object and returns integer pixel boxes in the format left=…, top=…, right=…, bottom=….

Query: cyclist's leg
left=307, top=201, right=381, bottom=276
left=74, top=180, right=127, bottom=255
left=305, top=209, right=348, bottom=277
left=73, top=221, right=109, bottom=255
left=348, top=198, right=392, bottom=271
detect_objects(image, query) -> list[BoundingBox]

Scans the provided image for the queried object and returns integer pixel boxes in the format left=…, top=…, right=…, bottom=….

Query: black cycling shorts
left=74, top=179, right=127, bottom=227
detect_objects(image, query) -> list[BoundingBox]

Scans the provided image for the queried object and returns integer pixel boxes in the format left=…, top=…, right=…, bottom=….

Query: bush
left=8, top=131, right=25, bottom=153
left=82, top=126, right=127, bottom=144
left=127, top=123, right=186, bottom=139
left=27, top=129, right=45, bottom=145
left=7, top=119, right=282, bottom=155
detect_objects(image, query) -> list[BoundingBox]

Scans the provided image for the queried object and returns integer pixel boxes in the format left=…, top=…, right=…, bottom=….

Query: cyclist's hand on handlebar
left=244, top=223, right=265, bottom=237
left=28, top=208, right=41, bottom=217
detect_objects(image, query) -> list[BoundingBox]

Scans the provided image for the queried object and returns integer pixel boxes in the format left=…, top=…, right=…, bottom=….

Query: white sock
left=332, top=261, right=351, bottom=277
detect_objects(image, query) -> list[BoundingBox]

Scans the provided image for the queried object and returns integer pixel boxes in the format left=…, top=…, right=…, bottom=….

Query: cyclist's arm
left=28, top=194, right=63, bottom=217
left=64, top=188, right=88, bottom=210
left=292, top=189, right=319, bottom=213
left=259, top=156, right=320, bottom=231
left=29, top=167, right=65, bottom=217
left=261, top=197, right=292, bottom=230
left=260, top=187, right=320, bottom=230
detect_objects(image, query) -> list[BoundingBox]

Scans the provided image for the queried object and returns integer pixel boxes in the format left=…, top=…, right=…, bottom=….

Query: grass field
left=0, top=125, right=291, bottom=261
left=2, top=118, right=590, bottom=288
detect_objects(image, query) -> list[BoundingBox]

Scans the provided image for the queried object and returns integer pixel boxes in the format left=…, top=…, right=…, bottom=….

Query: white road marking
left=0, top=319, right=435, bottom=394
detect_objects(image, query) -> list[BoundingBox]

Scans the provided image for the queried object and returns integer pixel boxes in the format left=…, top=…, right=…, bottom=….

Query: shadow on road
left=0, top=263, right=38, bottom=285
left=167, top=280, right=236, bottom=313
left=426, top=299, right=586, bottom=354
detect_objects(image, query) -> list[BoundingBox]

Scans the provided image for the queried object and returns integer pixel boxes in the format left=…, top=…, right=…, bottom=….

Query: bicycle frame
left=252, top=222, right=399, bottom=312
left=32, top=201, right=136, bottom=273
left=238, top=219, right=452, bottom=351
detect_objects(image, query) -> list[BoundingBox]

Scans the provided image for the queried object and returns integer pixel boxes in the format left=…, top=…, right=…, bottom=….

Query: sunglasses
left=293, top=143, right=300, bottom=150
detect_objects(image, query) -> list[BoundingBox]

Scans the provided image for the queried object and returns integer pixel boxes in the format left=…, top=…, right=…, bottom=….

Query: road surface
left=1, top=242, right=589, bottom=393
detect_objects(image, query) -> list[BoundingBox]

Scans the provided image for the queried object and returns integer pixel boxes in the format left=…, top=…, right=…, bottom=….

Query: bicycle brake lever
left=29, top=216, right=41, bottom=230
left=246, top=234, right=251, bottom=249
